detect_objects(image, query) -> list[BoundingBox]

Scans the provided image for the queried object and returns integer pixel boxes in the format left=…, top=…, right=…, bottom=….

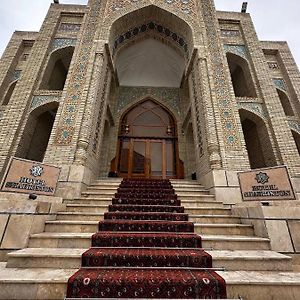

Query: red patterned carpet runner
left=67, top=178, right=227, bottom=299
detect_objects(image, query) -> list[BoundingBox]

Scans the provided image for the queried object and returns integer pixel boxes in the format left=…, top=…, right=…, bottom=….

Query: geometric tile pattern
left=288, top=120, right=300, bottom=134
left=117, top=87, right=181, bottom=115
left=273, top=78, right=286, bottom=91
left=12, top=70, right=21, bottom=82
left=54, top=0, right=102, bottom=145
left=224, top=44, right=247, bottom=59
left=106, top=0, right=197, bottom=18
left=113, top=21, right=189, bottom=58
left=51, top=38, right=77, bottom=51
left=30, top=95, right=60, bottom=111
left=163, top=0, right=197, bottom=17
left=237, top=101, right=268, bottom=119
left=221, top=30, right=240, bottom=37
left=201, top=0, right=241, bottom=149
left=190, top=67, right=204, bottom=157
left=59, top=23, right=81, bottom=32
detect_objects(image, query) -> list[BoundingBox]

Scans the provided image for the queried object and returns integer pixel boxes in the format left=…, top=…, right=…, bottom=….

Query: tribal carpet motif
left=67, top=178, right=227, bottom=298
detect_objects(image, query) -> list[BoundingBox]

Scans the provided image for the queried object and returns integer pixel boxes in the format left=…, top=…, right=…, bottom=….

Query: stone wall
left=0, top=1, right=299, bottom=200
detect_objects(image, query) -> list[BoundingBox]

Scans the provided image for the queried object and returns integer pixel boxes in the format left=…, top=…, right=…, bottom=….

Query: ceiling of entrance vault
left=116, top=39, right=185, bottom=88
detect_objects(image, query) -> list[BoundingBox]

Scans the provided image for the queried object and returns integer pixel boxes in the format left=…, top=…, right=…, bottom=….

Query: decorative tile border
left=54, top=0, right=102, bottom=145
left=224, top=44, right=247, bottom=59
left=51, top=38, right=77, bottom=51
left=113, top=21, right=189, bottom=57
left=106, top=0, right=196, bottom=17
left=268, top=62, right=279, bottom=69
left=221, top=30, right=240, bottom=37
left=273, top=78, right=286, bottom=91
left=12, top=70, right=21, bottom=81
left=201, top=0, right=241, bottom=149
left=93, top=65, right=110, bottom=153
left=191, top=67, right=204, bottom=157
left=117, top=87, right=181, bottom=115
left=163, top=0, right=197, bottom=17
left=237, top=102, right=268, bottom=119
left=59, top=23, right=81, bottom=32
left=288, top=120, right=300, bottom=134
left=30, top=95, right=60, bottom=111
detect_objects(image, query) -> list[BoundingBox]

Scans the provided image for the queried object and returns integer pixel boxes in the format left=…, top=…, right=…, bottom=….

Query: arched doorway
left=117, top=99, right=179, bottom=179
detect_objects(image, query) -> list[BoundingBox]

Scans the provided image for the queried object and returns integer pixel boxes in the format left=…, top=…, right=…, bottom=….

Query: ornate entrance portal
left=117, top=100, right=180, bottom=179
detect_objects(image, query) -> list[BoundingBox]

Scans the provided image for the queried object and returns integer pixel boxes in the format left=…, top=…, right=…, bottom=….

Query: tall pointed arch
left=116, top=99, right=182, bottom=178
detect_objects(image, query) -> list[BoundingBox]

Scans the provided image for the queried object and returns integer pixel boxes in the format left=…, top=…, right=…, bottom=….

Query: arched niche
left=2, top=80, right=17, bottom=105
left=116, top=38, right=185, bottom=87
left=108, top=5, right=194, bottom=59
left=40, top=46, right=74, bottom=90
left=291, top=130, right=300, bottom=156
left=226, top=53, right=257, bottom=98
left=277, top=89, right=294, bottom=116
left=116, top=98, right=182, bottom=178
left=16, top=102, right=59, bottom=162
left=109, top=6, right=194, bottom=88
left=239, top=109, right=276, bottom=169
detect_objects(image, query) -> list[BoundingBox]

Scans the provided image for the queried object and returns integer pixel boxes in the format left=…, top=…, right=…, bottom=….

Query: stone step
left=175, top=191, right=212, bottom=196
left=64, top=204, right=232, bottom=215
left=87, top=186, right=119, bottom=190
left=208, top=250, right=292, bottom=271
left=171, top=180, right=203, bottom=185
left=190, top=215, right=241, bottom=224
left=81, top=191, right=117, bottom=197
left=0, top=268, right=298, bottom=299
left=93, top=178, right=122, bottom=184
left=180, top=200, right=225, bottom=208
left=177, top=194, right=215, bottom=199
left=171, top=184, right=206, bottom=189
left=65, top=197, right=225, bottom=208
left=44, top=221, right=253, bottom=236
left=28, top=233, right=270, bottom=250
left=56, top=212, right=240, bottom=224
left=185, top=207, right=232, bottom=215
left=7, top=248, right=291, bottom=271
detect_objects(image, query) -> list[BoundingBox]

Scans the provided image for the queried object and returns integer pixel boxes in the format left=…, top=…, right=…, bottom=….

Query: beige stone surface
left=0, top=216, right=8, bottom=243
left=0, top=199, right=38, bottom=214
left=55, top=182, right=84, bottom=199
left=212, top=187, right=242, bottom=204
left=262, top=206, right=300, bottom=218
left=288, top=221, right=300, bottom=252
left=226, top=171, right=240, bottom=187
left=265, top=220, right=294, bottom=252
left=0, top=192, right=62, bottom=204
left=1, top=215, right=34, bottom=249
left=68, top=165, right=85, bottom=182
left=291, top=177, right=300, bottom=192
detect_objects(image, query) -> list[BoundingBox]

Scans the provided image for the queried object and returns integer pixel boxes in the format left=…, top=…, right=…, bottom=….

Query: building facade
left=0, top=0, right=299, bottom=202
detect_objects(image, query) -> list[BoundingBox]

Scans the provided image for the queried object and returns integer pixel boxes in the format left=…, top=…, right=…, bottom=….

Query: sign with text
left=238, top=166, right=295, bottom=201
left=1, top=157, right=60, bottom=196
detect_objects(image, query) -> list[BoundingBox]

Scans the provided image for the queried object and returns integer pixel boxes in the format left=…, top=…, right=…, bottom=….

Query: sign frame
left=0, top=157, right=61, bottom=196
left=238, top=165, right=296, bottom=201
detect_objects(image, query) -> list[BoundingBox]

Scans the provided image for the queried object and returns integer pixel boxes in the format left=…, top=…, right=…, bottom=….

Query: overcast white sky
left=0, top=0, right=299, bottom=68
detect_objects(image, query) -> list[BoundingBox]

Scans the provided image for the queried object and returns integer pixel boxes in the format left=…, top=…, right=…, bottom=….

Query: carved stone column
left=74, top=51, right=105, bottom=165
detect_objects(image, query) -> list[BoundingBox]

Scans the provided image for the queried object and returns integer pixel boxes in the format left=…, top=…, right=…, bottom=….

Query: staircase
left=1, top=178, right=300, bottom=299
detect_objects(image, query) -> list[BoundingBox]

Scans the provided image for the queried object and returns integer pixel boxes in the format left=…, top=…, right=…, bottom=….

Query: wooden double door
left=116, top=99, right=182, bottom=179
left=118, top=138, right=176, bottom=179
